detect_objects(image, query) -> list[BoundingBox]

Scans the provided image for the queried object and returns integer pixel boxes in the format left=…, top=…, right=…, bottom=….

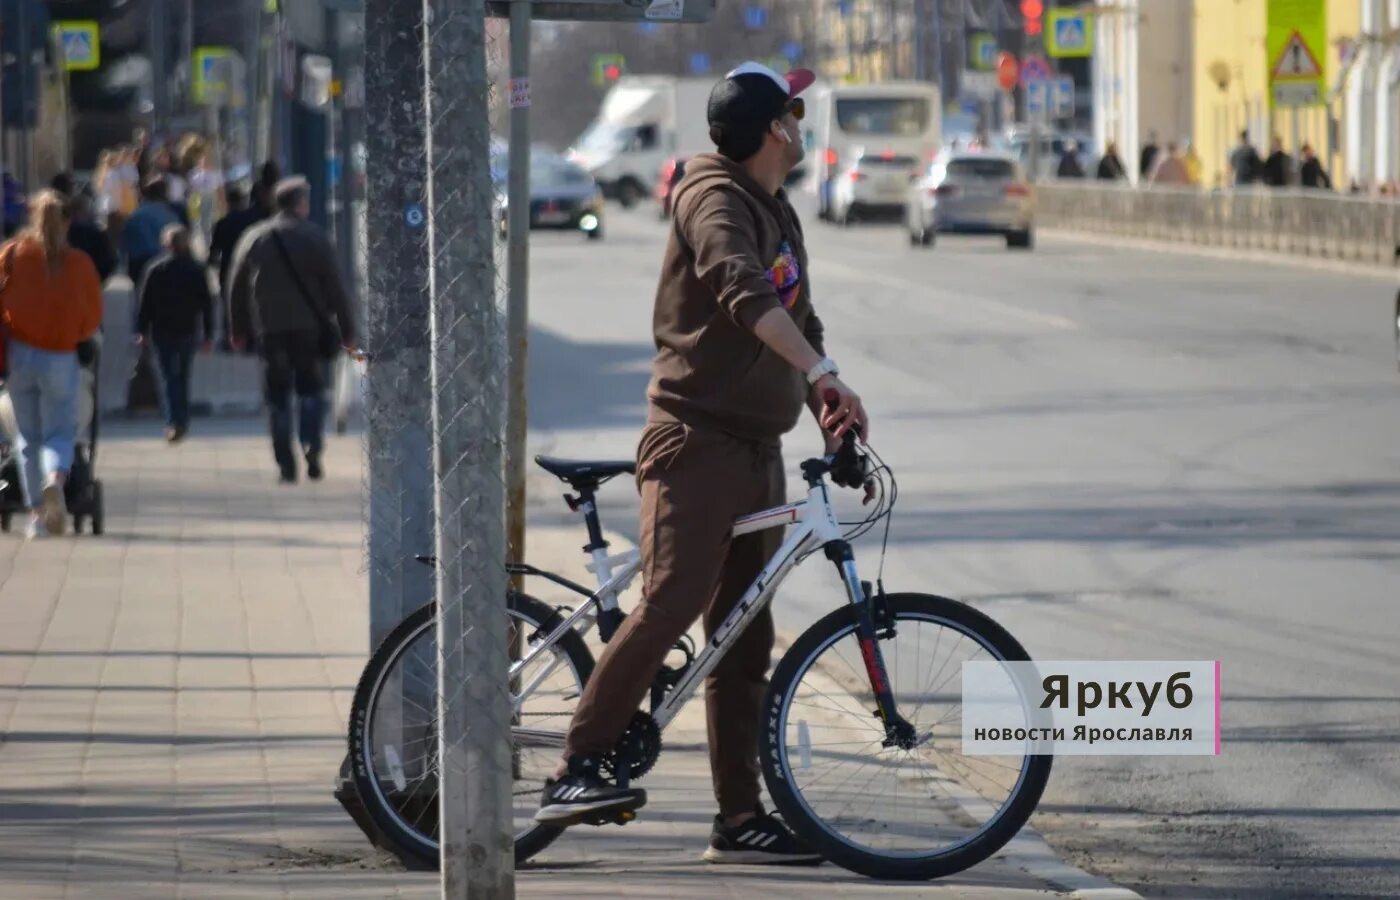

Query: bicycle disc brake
left=600, top=711, right=662, bottom=782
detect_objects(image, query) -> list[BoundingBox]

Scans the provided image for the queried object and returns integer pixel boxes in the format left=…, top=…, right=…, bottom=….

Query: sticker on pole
left=405, top=204, right=426, bottom=230
left=645, top=0, right=685, bottom=21
left=509, top=77, right=531, bottom=109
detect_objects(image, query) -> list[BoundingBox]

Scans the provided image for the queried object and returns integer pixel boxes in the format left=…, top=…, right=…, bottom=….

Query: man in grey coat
left=229, top=177, right=357, bottom=483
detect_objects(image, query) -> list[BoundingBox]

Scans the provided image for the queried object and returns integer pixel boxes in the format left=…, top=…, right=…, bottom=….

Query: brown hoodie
left=646, top=153, right=825, bottom=444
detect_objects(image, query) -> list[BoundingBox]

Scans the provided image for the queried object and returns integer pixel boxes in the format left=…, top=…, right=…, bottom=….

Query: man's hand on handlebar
left=820, top=384, right=877, bottom=505
left=815, top=374, right=869, bottom=441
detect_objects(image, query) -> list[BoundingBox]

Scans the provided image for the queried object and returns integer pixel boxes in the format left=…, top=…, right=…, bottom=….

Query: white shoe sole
left=42, top=484, right=66, bottom=536
left=702, top=847, right=824, bottom=865
left=533, top=796, right=644, bottom=826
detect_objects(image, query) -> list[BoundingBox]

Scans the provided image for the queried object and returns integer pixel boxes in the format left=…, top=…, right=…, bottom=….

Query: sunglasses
left=784, top=97, right=805, bottom=121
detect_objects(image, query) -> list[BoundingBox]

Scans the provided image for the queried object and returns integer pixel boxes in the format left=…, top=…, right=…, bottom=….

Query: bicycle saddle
left=534, top=455, right=636, bottom=484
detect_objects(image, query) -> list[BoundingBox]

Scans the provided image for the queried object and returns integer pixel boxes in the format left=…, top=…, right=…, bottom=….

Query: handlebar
left=820, top=389, right=870, bottom=489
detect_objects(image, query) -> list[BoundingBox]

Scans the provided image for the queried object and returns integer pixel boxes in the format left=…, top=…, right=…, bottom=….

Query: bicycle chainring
left=600, top=711, right=662, bottom=782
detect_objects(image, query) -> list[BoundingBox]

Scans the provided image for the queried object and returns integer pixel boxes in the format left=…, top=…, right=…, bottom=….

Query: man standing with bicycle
left=536, top=62, right=870, bottom=865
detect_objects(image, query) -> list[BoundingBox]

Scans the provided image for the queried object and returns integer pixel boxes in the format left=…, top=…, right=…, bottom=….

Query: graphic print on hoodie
left=769, top=241, right=801, bottom=310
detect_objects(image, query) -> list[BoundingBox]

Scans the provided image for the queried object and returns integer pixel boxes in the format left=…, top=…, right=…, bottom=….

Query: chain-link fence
left=1037, top=182, right=1400, bottom=267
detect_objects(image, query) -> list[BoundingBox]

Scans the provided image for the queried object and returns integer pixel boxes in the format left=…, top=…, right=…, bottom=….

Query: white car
left=830, top=150, right=922, bottom=225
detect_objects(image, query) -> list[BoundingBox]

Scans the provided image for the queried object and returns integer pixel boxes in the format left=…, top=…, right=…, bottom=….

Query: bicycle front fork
left=825, top=541, right=919, bottom=750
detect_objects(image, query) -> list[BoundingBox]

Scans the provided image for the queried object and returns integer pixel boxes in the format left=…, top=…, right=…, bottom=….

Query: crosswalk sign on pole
left=54, top=21, right=101, bottom=72
left=1267, top=0, right=1326, bottom=107
left=193, top=47, right=237, bottom=106
left=1047, top=10, right=1092, bottom=59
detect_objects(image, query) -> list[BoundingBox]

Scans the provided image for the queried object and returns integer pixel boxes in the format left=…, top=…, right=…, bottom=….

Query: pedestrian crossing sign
left=1267, top=0, right=1326, bottom=107
left=54, top=21, right=101, bottom=72
left=1270, top=31, right=1321, bottom=80
left=194, top=47, right=237, bottom=106
left=1047, top=10, right=1092, bottom=59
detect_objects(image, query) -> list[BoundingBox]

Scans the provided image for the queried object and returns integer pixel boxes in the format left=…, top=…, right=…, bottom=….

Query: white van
left=567, top=76, right=715, bottom=207
left=808, top=81, right=943, bottom=220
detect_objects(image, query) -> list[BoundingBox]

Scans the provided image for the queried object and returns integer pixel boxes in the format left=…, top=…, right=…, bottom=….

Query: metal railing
left=1035, top=182, right=1400, bottom=267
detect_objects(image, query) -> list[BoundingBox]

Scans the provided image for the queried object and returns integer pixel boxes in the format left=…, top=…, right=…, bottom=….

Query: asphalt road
left=521, top=198, right=1400, bottom=899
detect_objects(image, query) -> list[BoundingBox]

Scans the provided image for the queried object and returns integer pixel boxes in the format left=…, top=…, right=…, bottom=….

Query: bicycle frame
left=511, top=454, right=915, bottom=755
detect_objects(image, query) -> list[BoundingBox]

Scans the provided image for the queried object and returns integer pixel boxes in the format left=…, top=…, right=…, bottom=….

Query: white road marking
left=817, top=257, right=1081, bottom=332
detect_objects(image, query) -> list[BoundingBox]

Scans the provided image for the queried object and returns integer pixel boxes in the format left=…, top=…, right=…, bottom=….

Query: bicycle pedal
left=581, top=808, right=638, bottom=827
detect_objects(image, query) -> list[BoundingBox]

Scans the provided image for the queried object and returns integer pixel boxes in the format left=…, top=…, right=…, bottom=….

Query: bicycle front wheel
left=348, top=594, right=594, bottom=866
left=761, top=593, right=1052, bottom=880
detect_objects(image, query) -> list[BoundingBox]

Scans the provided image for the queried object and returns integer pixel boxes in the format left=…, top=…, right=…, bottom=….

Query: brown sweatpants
left=563, top=421, right=785, bottom=817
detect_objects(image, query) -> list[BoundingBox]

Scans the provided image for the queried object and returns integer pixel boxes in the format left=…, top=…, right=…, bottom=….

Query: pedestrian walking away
left=533, top=60, right=871, bottom=866
left=65, top=191, right=117, bottom=284
left=228, top=177, right=357, bottom=484
left=121, top=177, right=180, bottom=287
left=1299, top=144, right=1332, bottom=190
left=1057, top=141, right=1086, bottom=179
left=1229, top=130, right=1263, bottom=187
left=1263, top=136, right=1294, bottom=187
left=1096, top=141, right=1127, bottom=181
left=1149, top=142, right=1194, bottom=187
left=135, top=225, right=213, bottom=442
left=0, top=191, right=104, bottom=538
left=206, top=186, right=264, bottom=346
left=1139, top=130, right=1160, bottom=180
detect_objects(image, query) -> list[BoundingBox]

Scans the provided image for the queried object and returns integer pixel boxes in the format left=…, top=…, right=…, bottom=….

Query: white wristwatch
left=806, top=357, right=840, bottom=386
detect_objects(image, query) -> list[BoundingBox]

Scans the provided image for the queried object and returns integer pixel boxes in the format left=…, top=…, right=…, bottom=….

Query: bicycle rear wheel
left=761, top=593, right=1052, bottom=880
left=348, top=594, right=594, bottom=866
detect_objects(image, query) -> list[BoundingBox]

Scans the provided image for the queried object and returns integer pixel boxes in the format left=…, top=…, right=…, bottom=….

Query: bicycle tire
left=761, top=593, right=1052, bottom=881
left=348, top=593, right=595, bottom=867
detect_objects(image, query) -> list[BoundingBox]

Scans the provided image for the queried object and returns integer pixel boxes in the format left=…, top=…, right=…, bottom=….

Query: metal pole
left=364, top=0, right=433, bottom=651
left=422, top=0, right=513, bottom=892
left=931, top=0, right=944, bottom=89
left=914, top=0, right=925, bottom=81
left=152, top=0, right=169, bottom=135
left=16, top=0, right=30, bottom=186
left=183, top=0, right=196, bottom=113
left=505, top=0, right=531, bottom=582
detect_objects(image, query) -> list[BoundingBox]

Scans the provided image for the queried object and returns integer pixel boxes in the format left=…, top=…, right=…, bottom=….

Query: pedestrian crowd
left=1054, top=128, right=1334, bottom=192
left=0, top=128, right=356, bottom=538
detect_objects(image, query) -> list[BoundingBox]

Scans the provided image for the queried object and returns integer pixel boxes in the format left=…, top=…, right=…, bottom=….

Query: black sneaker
left=702, top=809, right=823, bottom=866
left=306, top=453, right=323, bottom=481
left=533, top=756, right=646, bottom=827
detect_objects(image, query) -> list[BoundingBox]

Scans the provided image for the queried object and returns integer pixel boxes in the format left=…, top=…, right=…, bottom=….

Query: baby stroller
left=0, top=336, right=106, bottom=534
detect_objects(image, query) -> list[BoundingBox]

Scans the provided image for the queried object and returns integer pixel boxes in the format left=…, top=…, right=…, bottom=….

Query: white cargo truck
left=567, top=76, right=717, bottom=208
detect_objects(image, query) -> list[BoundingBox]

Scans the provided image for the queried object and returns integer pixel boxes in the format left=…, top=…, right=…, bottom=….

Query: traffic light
left=1021, top=0, right=1043, bottom=37
left=592, top=53, right=626, bottom=87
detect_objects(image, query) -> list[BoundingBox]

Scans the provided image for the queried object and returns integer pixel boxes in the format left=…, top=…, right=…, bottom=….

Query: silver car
left=905, top=153, right=1035, bottom=250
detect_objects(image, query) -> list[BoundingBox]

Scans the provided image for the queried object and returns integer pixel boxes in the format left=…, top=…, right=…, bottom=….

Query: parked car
left=830, top=149, right=922, bottom=225
left=496, top=149, right=604, bottom=240
left=656, top=156, right=689, bottom=219
left=905, top=152, right=1034, bottom=249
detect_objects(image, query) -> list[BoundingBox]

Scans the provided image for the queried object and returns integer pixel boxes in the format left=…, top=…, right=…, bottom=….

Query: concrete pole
left=422, top=0, right=513, bottom=893
left=364, top=0, right=433, bottom=654
left=505, top=0, right=532, bottom=583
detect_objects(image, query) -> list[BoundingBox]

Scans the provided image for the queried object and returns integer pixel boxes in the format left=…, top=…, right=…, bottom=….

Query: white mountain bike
left=347, top=430, right=1051, bottom=880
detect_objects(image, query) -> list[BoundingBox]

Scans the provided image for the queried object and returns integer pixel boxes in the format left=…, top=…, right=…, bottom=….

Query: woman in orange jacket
left=1, top=190, right=104, bottom=537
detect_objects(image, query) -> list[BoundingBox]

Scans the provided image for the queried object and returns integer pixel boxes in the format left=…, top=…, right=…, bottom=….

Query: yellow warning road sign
left=1271, top=31, right=1321, bottom=80
left=1267, top=0, right=1326, bottom=107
